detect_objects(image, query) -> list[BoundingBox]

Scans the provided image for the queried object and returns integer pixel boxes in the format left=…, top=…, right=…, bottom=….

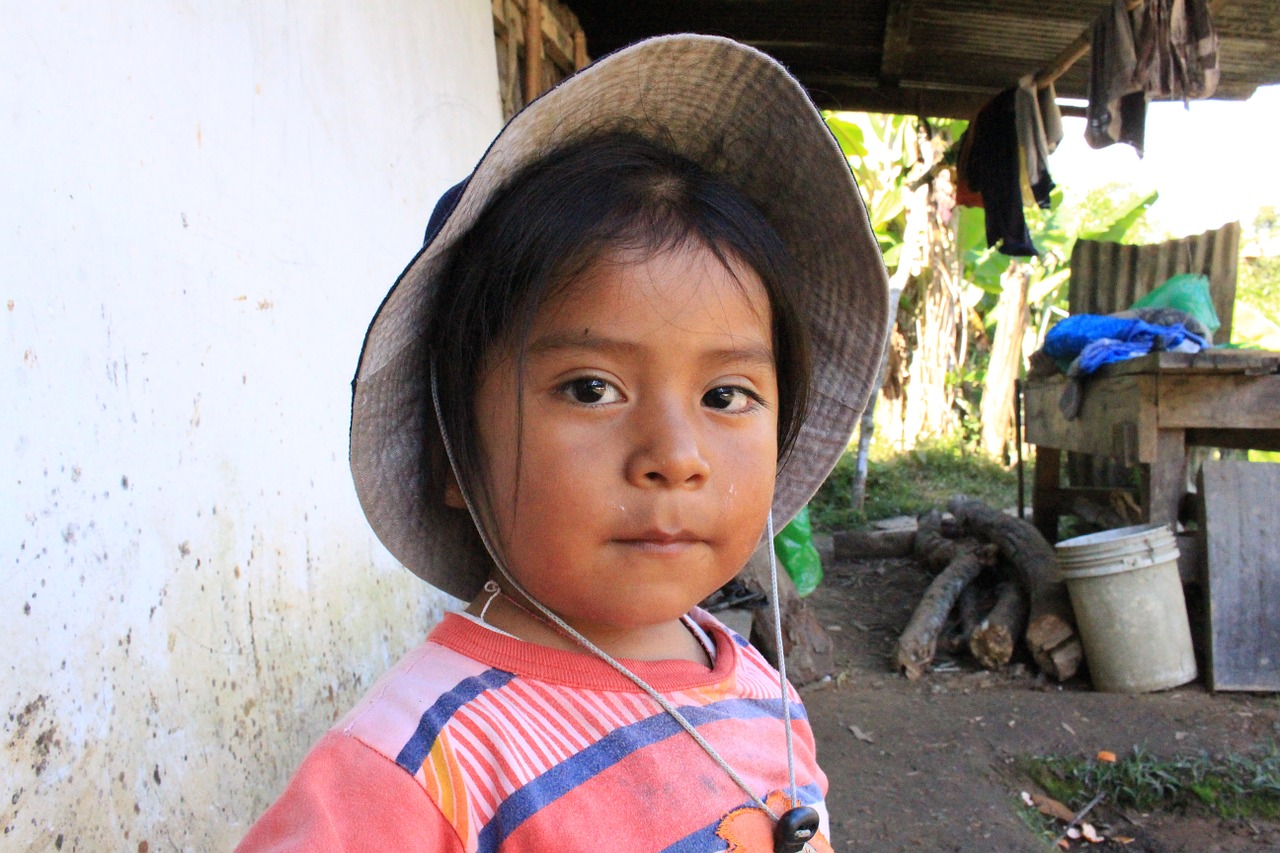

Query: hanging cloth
left=1086, top=0, right=1148, bottom=155
left=1132, top=0, right=1220, bottom=101
left=1014, top=75, right=1062, bottom=210
left=967, top=87, right=1038, bottom=257
left=1038, top=82, right=1064, bottom=153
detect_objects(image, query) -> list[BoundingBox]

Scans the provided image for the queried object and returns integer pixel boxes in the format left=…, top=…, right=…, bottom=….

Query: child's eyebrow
left=527, top=332, right=775, bottom=370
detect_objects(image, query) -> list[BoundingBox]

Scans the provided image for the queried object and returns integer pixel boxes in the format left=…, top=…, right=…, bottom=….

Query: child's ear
left=443, top=471, right=466, bottom=509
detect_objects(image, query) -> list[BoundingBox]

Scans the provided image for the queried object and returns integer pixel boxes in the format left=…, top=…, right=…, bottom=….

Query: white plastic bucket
left=1055, top=523, right=1197, bottom=693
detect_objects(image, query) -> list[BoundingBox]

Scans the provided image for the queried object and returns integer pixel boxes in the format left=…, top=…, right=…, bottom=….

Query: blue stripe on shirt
left=477, top=697, right=808, bottom=852
left=394, top=667, right=515, bottom=774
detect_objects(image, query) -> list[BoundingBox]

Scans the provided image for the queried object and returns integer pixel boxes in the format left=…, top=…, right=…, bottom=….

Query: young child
left=238, top=34, right=888, bottom=853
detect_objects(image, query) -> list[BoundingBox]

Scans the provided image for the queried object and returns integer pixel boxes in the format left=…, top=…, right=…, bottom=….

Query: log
left=740, top=545, right=833, bottom=685
left=912, top=510, right=972, bottom=572
left=969, top=581, right=1029, bottom=670
left=941, top=582, right=983, bottom=655
left=896, top=532, right=998, bottom=679
left=947, top=496, right=1081, bottom=681
left=833, top=528, right=916, bottom=560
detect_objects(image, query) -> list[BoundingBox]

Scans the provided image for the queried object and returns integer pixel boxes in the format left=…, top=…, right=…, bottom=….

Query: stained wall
left=1, top=1, right=500, bottom=848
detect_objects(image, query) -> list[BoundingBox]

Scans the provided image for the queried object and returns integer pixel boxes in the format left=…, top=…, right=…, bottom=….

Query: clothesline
left=1033, top=0, right=1226, bottom=90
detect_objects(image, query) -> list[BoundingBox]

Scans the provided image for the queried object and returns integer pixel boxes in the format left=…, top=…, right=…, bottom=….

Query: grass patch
left=809, top=437, right=1023, bottom=533
left=1014, top=802, right=1061, bottom=850
left=1020, top=743, right=1280, bottom=822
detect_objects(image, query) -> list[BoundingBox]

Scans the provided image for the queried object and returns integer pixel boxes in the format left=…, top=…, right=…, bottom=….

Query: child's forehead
left=533, top=241, right=771, bottom=330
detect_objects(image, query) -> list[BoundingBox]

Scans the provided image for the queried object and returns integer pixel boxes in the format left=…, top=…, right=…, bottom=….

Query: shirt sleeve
left=235, top=731, right=466, bottom=853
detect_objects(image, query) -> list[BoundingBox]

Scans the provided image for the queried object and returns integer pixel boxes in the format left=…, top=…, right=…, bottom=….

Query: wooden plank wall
left=1197, top=459, right=1280, bottom=691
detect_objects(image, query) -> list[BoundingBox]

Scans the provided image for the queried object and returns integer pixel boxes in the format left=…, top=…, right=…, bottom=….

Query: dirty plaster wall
left=2, top=1, right=501, bottom=848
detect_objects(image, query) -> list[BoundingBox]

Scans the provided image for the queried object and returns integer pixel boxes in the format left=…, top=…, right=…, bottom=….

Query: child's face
left=474, top=241, right=779, bottom=637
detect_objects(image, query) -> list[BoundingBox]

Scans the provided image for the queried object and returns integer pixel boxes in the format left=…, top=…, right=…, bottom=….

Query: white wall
left=1, top=1, right=502, bottom=848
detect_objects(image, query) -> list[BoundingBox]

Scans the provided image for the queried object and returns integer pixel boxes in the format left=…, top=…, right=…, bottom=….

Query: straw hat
left=350, top=34, right=890, bottom=601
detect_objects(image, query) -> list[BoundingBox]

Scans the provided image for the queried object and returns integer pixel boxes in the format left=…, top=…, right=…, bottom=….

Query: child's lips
left=615, top=529, right=703, bottom=554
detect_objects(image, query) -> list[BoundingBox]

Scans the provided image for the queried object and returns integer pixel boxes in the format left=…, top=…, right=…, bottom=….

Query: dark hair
left=425, top=132, right=811, bottom=516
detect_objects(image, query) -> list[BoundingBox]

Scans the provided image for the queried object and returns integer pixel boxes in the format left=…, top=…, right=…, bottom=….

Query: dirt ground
left=798, top=538, right=1280, bottom=852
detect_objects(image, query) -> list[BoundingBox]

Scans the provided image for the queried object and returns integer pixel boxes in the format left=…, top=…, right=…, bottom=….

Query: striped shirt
left=237, top=609, right=832, bottom=852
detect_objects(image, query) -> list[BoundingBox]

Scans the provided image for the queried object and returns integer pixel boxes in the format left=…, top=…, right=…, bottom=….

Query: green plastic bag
left=1130, top=273, right=1221, bottom=338
left=773, top=505, right=823, bottom=597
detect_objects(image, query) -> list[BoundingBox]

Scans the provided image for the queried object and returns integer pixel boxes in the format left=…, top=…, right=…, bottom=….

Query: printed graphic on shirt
left=717, top=791, right=833, bottom=853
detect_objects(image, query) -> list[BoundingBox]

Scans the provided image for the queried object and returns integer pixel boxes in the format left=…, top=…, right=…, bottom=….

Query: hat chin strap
left=429, top=361, right=805, bottom=837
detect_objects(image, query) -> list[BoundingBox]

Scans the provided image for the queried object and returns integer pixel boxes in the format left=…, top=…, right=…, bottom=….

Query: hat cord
left=429, top=363, right=802, bottom=827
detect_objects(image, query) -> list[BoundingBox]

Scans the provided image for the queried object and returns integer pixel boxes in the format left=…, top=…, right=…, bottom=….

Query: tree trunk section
left=851, top=284, right=903, bottom=508
left=833, top=528, right=916, bottom=560
left=900, top=138, right=962, bottom=445
left=943, top=582, right=983, bottom=654
left=969, top=581, right=1029, bottom=669
left=980, top=260, right=1031, bottom=460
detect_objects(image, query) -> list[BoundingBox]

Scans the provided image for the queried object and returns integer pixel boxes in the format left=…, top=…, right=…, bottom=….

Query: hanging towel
left=1086, top=0, right=1148, bottom=155
left=1038, top=81, right=1064, bottom=154
left=1015, top=75, right=1056, bottom=209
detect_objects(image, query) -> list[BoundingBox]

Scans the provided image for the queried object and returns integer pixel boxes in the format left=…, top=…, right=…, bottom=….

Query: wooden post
left=1032, top=446, right=1062, bottom=543
left=523, top=0, right=543, bottom=103
left=1141, top=429, right=1188, bottom=527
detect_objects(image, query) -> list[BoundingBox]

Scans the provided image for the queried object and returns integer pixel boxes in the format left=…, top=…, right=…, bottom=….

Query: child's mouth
left=616, top=530, right=701, bottom=554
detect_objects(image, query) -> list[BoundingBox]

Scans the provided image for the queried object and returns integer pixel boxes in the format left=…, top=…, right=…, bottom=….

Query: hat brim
left=350, top=34, right=890, bottom=602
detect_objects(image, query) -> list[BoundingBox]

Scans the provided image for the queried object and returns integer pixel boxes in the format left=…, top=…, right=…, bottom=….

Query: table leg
left=1032, top=445, right=1062, bottom=543
left=1141, top=429, right=1187, bottom=528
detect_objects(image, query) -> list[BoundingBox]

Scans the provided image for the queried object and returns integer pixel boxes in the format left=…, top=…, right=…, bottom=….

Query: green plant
left=1021, top=743, right=1280, bottom=822
left=808, top=436, right=1023, bottom=532
left=1013, top=801, right=1060, bottom=850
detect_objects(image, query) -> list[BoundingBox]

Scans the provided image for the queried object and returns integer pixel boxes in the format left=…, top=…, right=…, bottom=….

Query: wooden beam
left=494, top=0, right=584, bottom=76
left=879, top=0, right=914, bottom=86
left=801, top=73, right=994, bottom=119
left=523, top=0, right=543, bottom=102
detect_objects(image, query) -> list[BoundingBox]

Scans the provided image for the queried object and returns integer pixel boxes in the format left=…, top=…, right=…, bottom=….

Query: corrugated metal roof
left=568, top=0, right=1280, bottom=118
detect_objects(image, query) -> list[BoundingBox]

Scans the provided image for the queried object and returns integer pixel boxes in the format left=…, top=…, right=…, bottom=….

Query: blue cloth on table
left=1043, top=314, right=1209, bottom=375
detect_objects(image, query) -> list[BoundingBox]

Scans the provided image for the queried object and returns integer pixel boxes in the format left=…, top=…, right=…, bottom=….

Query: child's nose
left=625, top=403, right=711, bottom=488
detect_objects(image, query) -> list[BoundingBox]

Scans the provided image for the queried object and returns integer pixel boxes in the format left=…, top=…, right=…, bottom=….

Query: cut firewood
left=947, top=496, right=1081, bottom=681
left=896, top=540, right=998, bottom=679
left=832, top=528, right=916, bottom=560
left=969, top=581, right=1029, bottom=670
left=942, top=582, right=982, bottom=655
left=912, top=510, right=976, bottom=572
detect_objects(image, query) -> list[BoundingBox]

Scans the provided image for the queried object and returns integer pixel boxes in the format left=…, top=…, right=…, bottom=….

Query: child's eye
left=702, top=386, right=761, bottom=412
left=562, top=377, right=622, bottom=405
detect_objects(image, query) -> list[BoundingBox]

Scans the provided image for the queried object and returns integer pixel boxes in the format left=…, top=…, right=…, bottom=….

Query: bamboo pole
left=523, top=0, right=543, bottom=103
left=1033, top=0, right=1146, bottom=89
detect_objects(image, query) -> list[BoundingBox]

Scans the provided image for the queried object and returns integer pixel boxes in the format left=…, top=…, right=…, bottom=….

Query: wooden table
left=1024, top=350, right=1280, bottom=544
